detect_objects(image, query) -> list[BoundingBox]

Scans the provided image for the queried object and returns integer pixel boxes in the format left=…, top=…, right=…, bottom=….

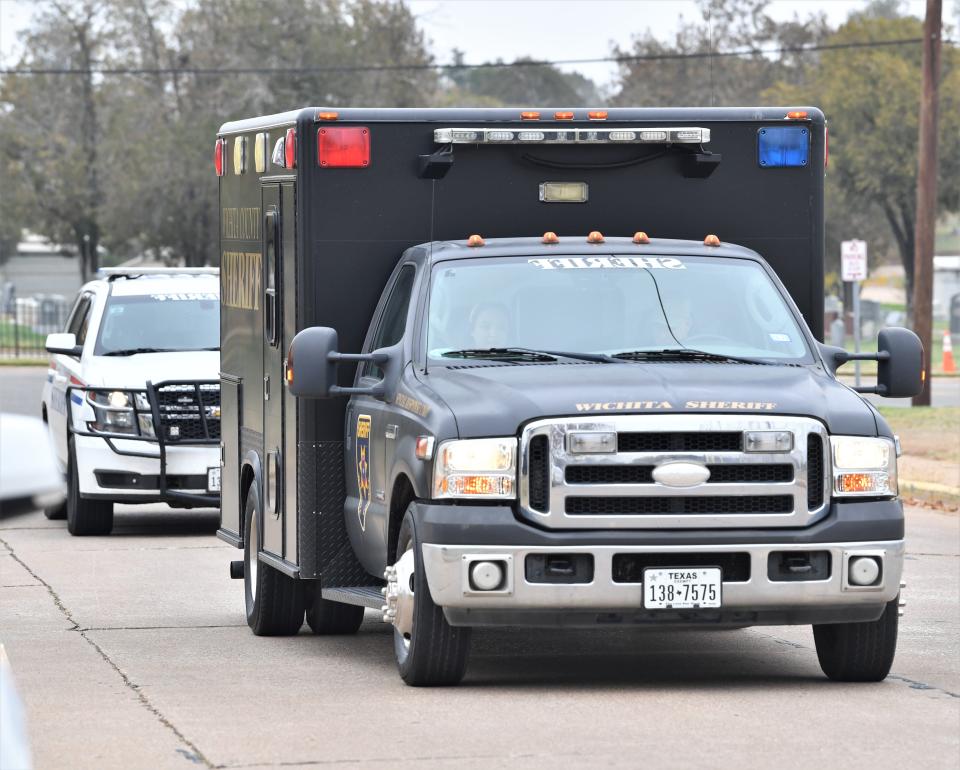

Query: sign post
left=841, top=240, right=868, bottom=387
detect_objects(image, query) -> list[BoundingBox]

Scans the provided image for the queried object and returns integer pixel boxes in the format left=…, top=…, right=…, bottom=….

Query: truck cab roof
left=418, top=236, right=764, bottom=264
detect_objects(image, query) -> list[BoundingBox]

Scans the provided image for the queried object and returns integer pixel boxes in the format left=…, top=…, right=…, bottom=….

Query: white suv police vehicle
left=42, top=268, right=221, bottom=535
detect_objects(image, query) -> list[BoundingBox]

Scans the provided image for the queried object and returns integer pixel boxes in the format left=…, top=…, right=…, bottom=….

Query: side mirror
left=286, top=326, right=401, bottom=401
left=877, top=327, right=923, bottom=398
left=45, top=332, right=81, bottom=357
left=820, top=326, right=923, bottom=398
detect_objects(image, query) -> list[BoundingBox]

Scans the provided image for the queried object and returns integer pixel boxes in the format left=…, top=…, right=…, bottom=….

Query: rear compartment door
left=260, top=184, right=285, bottom=557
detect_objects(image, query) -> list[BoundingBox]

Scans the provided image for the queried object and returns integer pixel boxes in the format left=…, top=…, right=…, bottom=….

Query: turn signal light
left=542, top=231, right=560, bottom=244
left=521, top=111, right=540, bottom=120
left=554, top=111, right=574, bottom=120
left=704, top=234, right=721, bottom=246
left=467, top=234, right=485, bottom=247
left=317, top=126, right=370, bottom=168
left=588, top=110, right=608, bottom=120
left=632, top=231, right=650, bottom=244
left=587, top=231, right=604, bottom=243
left=214, top=138, right=225, bottom=176
left=284, top=127, right=296, bottom=169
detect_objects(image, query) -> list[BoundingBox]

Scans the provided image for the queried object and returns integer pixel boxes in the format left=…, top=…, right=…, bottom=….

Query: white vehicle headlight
left=830, top=436, right=897, bottom=497
left=86, top=390, right=154, bottom=437
left=433, top=438, right=517, bottom=499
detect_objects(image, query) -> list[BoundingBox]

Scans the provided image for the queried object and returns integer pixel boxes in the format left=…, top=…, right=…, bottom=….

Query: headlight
left=86, top=390, right=153, bottom=437
left=433, top=438, right=517, bottom=499
left=830, top=436, right=897, bottom=497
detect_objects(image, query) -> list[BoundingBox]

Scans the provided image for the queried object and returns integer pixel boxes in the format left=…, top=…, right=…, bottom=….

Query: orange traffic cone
left=942, top=329, right=956, bottom=374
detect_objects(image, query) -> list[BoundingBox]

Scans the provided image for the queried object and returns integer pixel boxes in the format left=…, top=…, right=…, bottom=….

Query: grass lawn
left=878, top=406, right=960, bottom=466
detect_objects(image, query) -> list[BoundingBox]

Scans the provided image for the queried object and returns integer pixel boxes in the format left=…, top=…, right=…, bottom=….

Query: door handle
left=385, top=424, right=398, bottom=440
left=264, top=374, right=270, bottom=401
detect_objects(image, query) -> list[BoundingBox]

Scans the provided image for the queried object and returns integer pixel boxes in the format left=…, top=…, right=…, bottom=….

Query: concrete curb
left=901, top=479, right=960, bottom=506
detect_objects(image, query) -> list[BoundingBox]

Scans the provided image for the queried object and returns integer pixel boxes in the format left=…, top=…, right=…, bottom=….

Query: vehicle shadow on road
left=108, top=508, right=220, bottom=538
left=349, top=621, right=830, bottom=689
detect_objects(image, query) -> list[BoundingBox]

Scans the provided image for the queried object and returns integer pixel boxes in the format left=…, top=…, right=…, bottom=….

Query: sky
left=0, top=0, right=942, bottom=88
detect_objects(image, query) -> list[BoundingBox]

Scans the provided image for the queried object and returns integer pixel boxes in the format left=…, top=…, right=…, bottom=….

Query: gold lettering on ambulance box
left=222, top=207, right=262, bottom=241
left=395, top=392, right=430, bottom=417
left=221, top=251, right=261, bottom=310
left=575, top=401, right=673, bottom=412
left=684, top=401, right=778, bottom=410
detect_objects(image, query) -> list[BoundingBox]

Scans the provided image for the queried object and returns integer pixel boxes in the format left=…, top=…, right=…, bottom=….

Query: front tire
left=813, top=597, right=899, bottom=682
left=66, top=438, right=113, bottom=535
left=391, top=504, right=471, bottom=686
left=243, top=485, right=303, bottom=635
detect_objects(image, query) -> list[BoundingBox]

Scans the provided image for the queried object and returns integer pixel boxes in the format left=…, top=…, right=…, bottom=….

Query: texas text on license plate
left=643, top=567, right=722, bottom=609
left=207, top=466, right=221, bottom=493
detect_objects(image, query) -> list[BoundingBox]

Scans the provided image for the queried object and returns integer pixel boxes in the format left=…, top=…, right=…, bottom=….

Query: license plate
left=207, top=466, right=221, bottom=493
left=643, top=567, right=722, bottom=609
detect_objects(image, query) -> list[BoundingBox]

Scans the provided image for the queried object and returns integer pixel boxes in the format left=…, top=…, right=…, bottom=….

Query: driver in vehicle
left=469, top=302, right=511, bottom=348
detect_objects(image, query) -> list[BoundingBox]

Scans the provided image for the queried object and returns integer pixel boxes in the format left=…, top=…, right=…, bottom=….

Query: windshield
left=427, top=255, right=811, bottom=362
left=95, top=291, right=220, bottom=355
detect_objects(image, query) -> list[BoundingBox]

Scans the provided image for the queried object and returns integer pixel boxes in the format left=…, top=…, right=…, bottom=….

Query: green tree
left=446, top=51, right=601, bottom=106
left=612, top=0, right=830, bottom=107
left=765, top=12, right=960, bottom=319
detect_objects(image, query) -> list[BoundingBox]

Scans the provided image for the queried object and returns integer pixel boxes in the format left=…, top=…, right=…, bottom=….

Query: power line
left=0, top=36, right=941, bottom=76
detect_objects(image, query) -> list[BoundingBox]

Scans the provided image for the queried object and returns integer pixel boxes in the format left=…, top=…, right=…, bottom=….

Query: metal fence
left=0, top=296, right=71, bottom=359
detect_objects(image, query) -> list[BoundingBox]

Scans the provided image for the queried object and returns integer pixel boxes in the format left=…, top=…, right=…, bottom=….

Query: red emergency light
left=214, top=138, right=225, bottom=176
left=284, top=127, right=297, bottom=169
left=317, top=127, right=370, bottom=168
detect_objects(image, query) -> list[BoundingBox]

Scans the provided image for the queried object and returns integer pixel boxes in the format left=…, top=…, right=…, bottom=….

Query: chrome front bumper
left=421, top=539, right=903, bottom=626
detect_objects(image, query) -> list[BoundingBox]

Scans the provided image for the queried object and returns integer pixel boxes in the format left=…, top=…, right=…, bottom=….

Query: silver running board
left=321, top=585, right=383, bottom=609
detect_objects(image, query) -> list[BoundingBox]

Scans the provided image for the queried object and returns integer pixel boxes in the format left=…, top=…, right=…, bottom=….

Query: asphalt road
left=1, top=504, right=957, bottom=770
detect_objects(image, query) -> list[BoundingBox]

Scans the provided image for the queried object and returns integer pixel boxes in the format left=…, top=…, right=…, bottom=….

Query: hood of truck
left=81, top=351, right=219, bottom=389
left=421, top=360, right=878, bottom=437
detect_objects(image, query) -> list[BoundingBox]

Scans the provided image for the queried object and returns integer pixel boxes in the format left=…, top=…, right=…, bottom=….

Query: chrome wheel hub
left=382, top=547, right=415, bottom=644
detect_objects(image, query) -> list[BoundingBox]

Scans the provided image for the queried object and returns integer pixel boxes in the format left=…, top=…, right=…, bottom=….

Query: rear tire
left=243, top=486, right=303, bottom=635
left=66, top=438, right=113, bottom=535
left=306, top=589, right=365, bottom=635
left=813, top=597, right=899, bottom=682
left=393, top=505, right=471, bottom=686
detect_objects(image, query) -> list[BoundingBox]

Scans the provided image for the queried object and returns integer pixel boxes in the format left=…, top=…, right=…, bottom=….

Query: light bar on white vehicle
left=433, top=127, right=711, bottom=145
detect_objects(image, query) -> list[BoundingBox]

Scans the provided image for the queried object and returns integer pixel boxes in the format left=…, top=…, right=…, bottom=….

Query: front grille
left=566, top=495, right=794, bottom=515
left=154, top=383, right=220, bottom=442
left=521, top=415, right=825, bottom=530
left=565, top=464, right=793, bottom=485
left=807, top=433, right=824, bottom=509
left=618, top=432, right=742, bottom=453
left=612, top=552, right=751, bottom=583
left=528, top=434, right=549, bottom=512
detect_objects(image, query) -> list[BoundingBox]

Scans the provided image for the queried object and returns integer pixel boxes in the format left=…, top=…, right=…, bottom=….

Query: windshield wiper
left=441, top=347, right=616, bottom=363
left=611, top=348, right=773, bottom=366
left=102, top=347, right=178, bottom=357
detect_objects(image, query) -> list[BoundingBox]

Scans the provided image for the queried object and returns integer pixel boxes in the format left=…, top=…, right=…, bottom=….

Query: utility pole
left=911, top=0, right=942, bottom=407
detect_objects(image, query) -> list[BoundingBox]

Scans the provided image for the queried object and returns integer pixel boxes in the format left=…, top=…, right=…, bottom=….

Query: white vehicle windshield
left=95, top=291, right=220, bottom=355
left=427, top=255, right=811, bottom=362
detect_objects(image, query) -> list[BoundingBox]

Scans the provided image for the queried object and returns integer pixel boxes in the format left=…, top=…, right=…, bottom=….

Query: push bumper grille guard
left=66, top=379, right=220, bottom=507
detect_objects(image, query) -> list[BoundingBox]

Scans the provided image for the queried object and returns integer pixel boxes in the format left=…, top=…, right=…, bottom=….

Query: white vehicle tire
left=66, top=438, right=113, bottom=536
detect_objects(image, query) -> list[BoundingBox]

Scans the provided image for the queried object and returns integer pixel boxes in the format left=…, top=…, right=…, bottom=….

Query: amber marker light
left=704, top=234, right=721, bottom=246
left=542, top=231, right=560, bottom=244
left=467, top=234, right=485, bottom=247
left=554, top=111, right=574, bottom=120
left=587, top=231, right=605, bottom=243
left=317, top=111, right=339, bottom=120
left=786, top=110, right=808, bottom=120
left=520, top=111, right=541, bottom=120
left=632, top=231, right=650, bottom=244
left=588, top=111, right=608, bottom=120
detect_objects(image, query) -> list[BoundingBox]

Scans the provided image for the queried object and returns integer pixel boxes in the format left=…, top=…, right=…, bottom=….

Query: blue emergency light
left=758, top=127, right=809, bottom=168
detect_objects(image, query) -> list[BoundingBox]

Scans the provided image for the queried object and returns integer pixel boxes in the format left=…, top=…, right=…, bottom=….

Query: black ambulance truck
left=215, top=107, right=922, bottom=685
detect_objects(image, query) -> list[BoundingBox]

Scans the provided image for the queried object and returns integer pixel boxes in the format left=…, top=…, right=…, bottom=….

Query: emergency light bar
left=433, top=127, right=710, bottom=145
